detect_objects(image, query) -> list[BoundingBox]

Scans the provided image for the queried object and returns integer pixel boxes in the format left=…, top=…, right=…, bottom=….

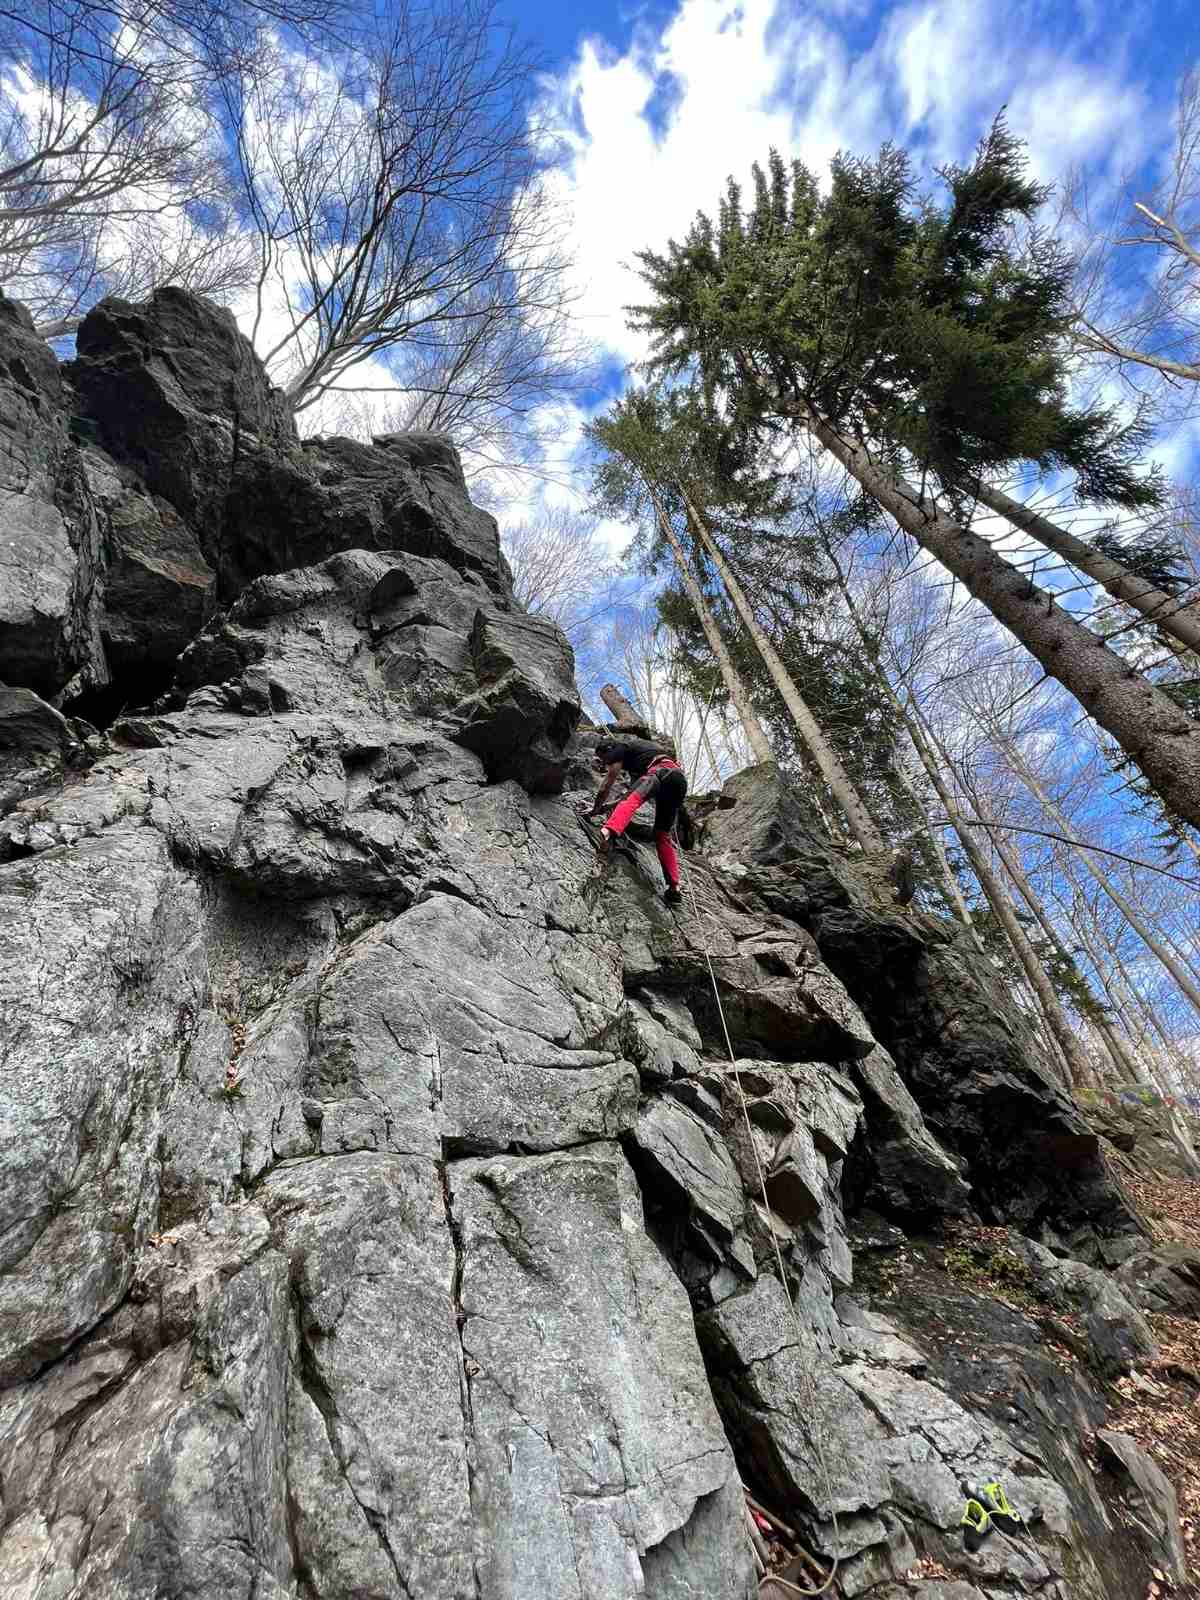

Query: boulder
left=631, top=1094, right=746, bottom=1244
left=1010, top=1237, right=1158, bottom=1376
left=454, top=606, right=581, bottom=791
left=1077, top=1085, right=1200, bottom=1180
left=69, top=286, right=294, bottom=545
left=848, top=1045, right=970, bottom=1218
left=92, top=478, right=217, bottom=669
left=67, top=291, right=506, bottom=617
left=1115, top=1244, right=1200, bottom=1317
left=0, top=686, right=73, bottom=756
left=1095, top=1429, right=1188, bottom=1585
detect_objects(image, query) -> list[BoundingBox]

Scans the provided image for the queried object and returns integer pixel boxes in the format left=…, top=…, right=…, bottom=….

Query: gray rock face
left=4, top=288, right=510, bottom=716
left=704, top=762, right=1144, bottom=1260
left=452, top=1146, right=752, bottom=1598
left=1115, top=1244, right=1200, bottom=1316
left=1010, top=1238, right=1158, bottom=1376
left=0, top=295, right=107, bottom=697
left=0, top=290, right=1174, bottom=1600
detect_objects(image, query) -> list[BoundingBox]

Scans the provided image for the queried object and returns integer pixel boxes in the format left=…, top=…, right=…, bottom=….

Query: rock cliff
left=1, top=289, right=1192, bottom=1599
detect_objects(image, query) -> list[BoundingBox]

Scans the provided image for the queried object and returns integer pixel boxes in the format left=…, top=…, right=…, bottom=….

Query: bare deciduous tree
left=502, top=504, right=620, bottom=636
left=0, top=1, right=340, bottom=331
left=595, top=612, right=751, bottom=792
left=228, top=0, right=586, bottom=426
left=1065, top=66, right=1200, bottom=387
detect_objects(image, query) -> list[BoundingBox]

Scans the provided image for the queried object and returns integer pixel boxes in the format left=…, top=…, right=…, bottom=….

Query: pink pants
left=605, top=763, right=684, bottom=888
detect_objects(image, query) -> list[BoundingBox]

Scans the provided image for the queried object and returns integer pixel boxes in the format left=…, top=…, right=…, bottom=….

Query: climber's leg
left=652, top=770, right=688, bottom=898
left=651, top=770, right=687, bottom=853
left=603, top=771, right=658, bottom=837
left=654, top=830, right=680, bottom=888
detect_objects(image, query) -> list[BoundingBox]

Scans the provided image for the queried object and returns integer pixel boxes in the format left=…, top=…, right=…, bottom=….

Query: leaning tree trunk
left=1000, top=851, right=1138, bottom=1087
left=1059, top=869, right=1200, bottom=1162
left=799, top=409, right=1200, bottom=833
left=906, top=705, right=1092, bottom=1086
left=996, top=732, right=1200, bottom=1024
left=678, top=482, right=886, bottom=852
left=894, top=748, right=984, bottom=943
left=966, top=781, right=1126, bottom=1086
left=830, top=567, right=984, bottom=944
left=600, top=684, right=645, bottom=727
left=1050, top=857, right=1177, bottom=1091
left=974, top=481, right=1200, bottom=657
left=643, top=481, right=775, bottom=767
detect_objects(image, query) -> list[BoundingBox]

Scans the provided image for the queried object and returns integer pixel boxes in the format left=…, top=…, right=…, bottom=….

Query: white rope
left=673, top=835, right=842, bottom=1596
left=584, top=779, right=842, bottom=1592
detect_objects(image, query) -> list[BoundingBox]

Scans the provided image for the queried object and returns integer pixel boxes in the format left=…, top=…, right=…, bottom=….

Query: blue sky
left=501, top=0, right=1200, bottom=530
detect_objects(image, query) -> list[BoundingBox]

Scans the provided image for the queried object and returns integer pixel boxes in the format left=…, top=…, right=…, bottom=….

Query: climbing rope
left=674, top=839, right=842, bottom=1596
left=580, top=797, right=841, bottom=1591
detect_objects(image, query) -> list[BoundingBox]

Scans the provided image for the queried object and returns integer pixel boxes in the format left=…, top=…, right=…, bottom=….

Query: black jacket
left=603, top=738, right=672, bottom=779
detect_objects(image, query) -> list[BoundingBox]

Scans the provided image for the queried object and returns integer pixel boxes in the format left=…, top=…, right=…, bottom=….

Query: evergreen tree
left=587, top=391, right=775, bottom=765
left=629, top=121, right=1200, bottom=832
left=588, top=387, right=889, bottom=848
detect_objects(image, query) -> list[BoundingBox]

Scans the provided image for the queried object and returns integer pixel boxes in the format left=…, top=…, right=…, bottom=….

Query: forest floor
left=856, top=1168, right=1200, bottom=1599
left=1109, top=1167, right=1200, bottom=1594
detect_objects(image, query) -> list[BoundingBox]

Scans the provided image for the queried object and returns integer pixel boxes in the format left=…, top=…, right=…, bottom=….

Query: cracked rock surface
left=0, top=289, right=1186, bottom=1600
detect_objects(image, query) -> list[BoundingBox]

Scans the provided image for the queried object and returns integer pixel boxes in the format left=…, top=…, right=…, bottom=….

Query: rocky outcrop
left=0, top=291, right=107, bottom=698
left=1095, top=1430, right=1188, bottom=1586
left=701, top=763, right=1144, bottom=1259
left=1076, top=1083, right=1200, bottom=1181
left=0, top=290, right=1191, bottom=1600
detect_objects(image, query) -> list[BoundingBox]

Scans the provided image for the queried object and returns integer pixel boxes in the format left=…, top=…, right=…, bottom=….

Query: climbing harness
left=960, top=1498, right=993, bottom=1553
left=673, top=837, right=842, bottom=1597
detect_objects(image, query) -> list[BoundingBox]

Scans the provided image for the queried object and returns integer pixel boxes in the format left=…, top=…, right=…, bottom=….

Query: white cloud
left=536, top=0, right=1171, bottom=387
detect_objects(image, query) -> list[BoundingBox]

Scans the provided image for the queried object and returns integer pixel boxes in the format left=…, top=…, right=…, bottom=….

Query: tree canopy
left=630, top=120, right=1162, bottom=511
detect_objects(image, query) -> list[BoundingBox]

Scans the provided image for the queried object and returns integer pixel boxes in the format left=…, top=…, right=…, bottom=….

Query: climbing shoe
left=964, top=1480, right=1025, bottom=1535
left=663, top=885, right=683, bottom=906
left=960, top=1499, right=992, bottom=1553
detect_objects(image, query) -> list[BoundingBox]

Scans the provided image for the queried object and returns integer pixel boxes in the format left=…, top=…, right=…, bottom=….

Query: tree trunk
left=894, top=750, right=983, bottom=940
left=1103, top=925, right=1198, bottom=1097
left=1160, top=925, right=1200, bottom=993
left=1027, top=910, right=1141, bottom=1085
left=677, top=481, right=886, bottom=851
left=600, top=684, right=643, bottom=726
left=998, top=735, right=1200, bottom=1023
left=1049, top=863, right=1169, bottom=1089
left=907, top=706, right=1092, bottom=1086
left=643, top=482, right=775, bottom=767
left=828, top=563, right=984, bottom=943
left=972, top=791, right=1119, bottom=1086
left=974, top=481, right=1200, bottom=656
left=1069, top=874, right=1200, bottom=1163
left=800, top=409, right=1200, bottom=832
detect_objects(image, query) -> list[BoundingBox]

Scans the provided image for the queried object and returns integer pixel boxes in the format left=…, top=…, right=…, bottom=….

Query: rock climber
left=588, top=738, right=687, bottom=905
